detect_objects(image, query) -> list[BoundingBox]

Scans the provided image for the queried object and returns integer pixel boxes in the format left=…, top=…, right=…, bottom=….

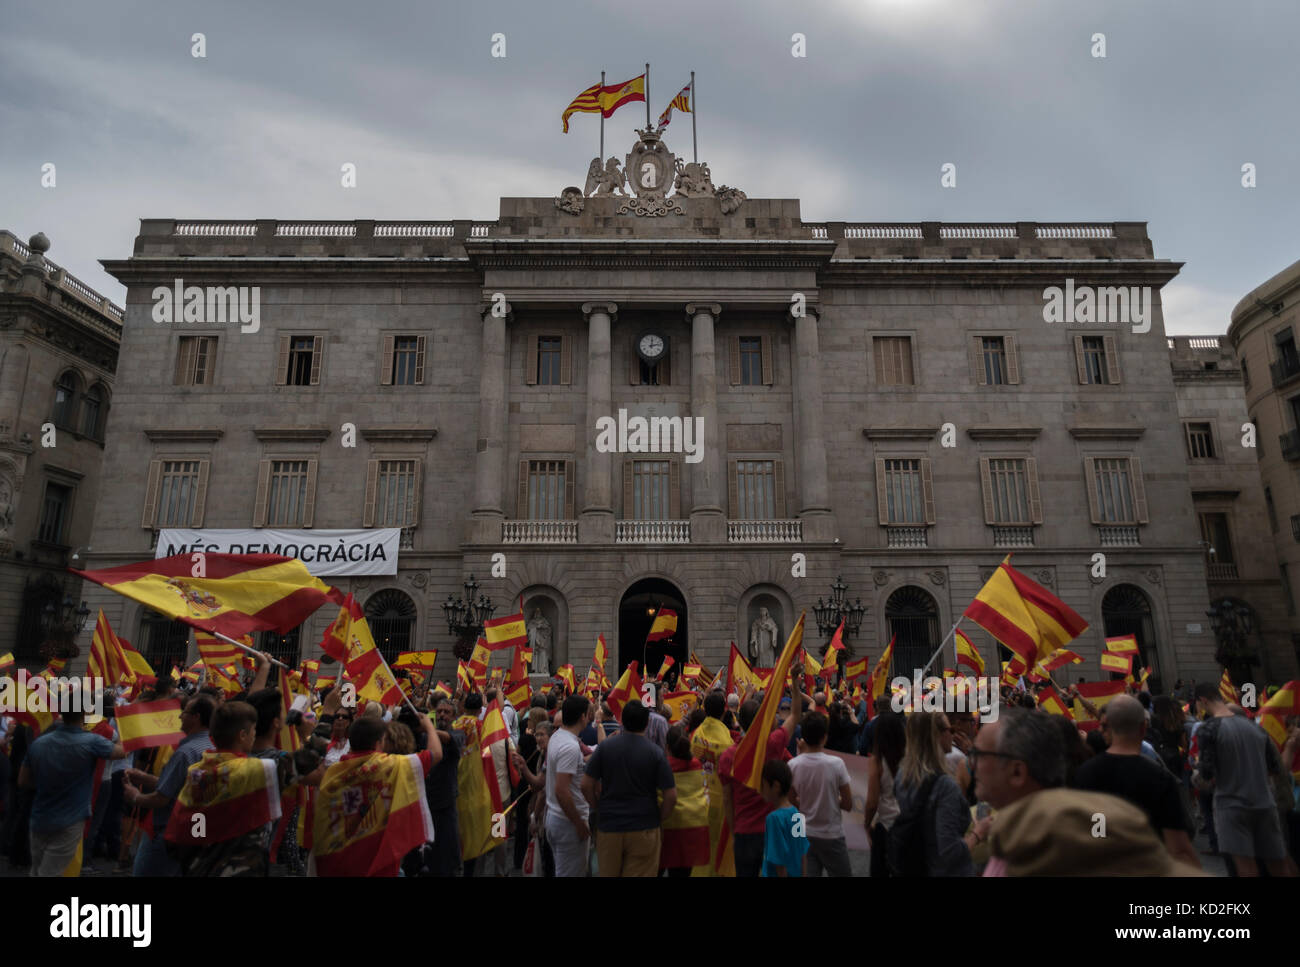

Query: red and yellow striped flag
left=320, top=594, right=403, bottom=707
left=556, top=663, right=578, bottom=695
left=393, top=650, right=438, bottom=669
left=868, top=636, right=896, bottom=709
left=1036, top=684, right=1075, bottom=721
left=468, top=639, right=491, bottom=688
left=0, top=652, right=13, bottom=674
left=1258, top=680, right=1300, bottom=749
left=196, top=631, right=255, bottom=674
left=74, top=553, right=340, bottom=639
left=844, top=655, right=870, bottom=680
left=656, top=655, right=676, bottom=680
left=457, top=660, right=475, bottom=693
left=483, top=612, right=527, bottom=651
left=1104, top=634, right=1140, bottom=656
left=656, top=80, right=691, bottom=129
left=728, top=643, right=763, bottom=693
left=963, top=557, right=1089, bottom=667
left=1100, top=651, right=1133, bottom=675
left=593, top=633, right=608, bottom=672
left=1218, top=669, right=1239, bottom=705
left=647, top=608, right=678, bottom=642
left=661, top=690, right=699, bottom=724
left=606, top=661, right=643, bottom=721
left=1072, top=680, right=1126, bottom=724
left=820, top=618, right=846, bottom=679
left=116, top=699, right=185, bottom=752
left=732, top=612, right=805, bottom=792
left=954, top=630, right=984, bottom=676
left=88, top=611, right=136, bottom=686
left=1042, top=648, right=1083, bottom=672
left=165, top=751, right=281, bottom=848
left=561, top=73, right=646, bottom=132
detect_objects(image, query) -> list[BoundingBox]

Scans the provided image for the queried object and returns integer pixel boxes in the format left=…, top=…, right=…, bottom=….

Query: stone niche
left=740, top=587, right=788, bottom=665
left=522, top=591, right=565, bottom=674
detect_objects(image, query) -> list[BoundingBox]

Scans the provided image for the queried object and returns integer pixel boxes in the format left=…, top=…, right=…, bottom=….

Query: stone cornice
left=1191, top=489, right=1241, bottom=500
left=823, top=258, right=1183, bottom=287
left=1067, top=425, right=1146, bottom=440
left=144, top=427, right=224, bottom=442
left=466, top=238, right=836, bottom=271
left=359, top=426, right=438, bottom=442
left=252, top=427, right=332, bottom=443
left=863, top=427, right=940, bottom=441
left=965, top=426, right=1044, bottom=441
left=100, top=258, right=479, bottom=287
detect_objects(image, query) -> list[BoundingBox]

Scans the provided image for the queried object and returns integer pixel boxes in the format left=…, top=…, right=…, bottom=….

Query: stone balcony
left=616, top=520, right=690, bottom=544
left=727, top=520, right=802, bottom=543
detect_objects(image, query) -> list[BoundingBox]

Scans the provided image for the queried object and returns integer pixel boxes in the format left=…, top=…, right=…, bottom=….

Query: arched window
left=885, top=586, right=940, bottom=676
left=138, top=608, right=191, bottom=674
left=1102, top=584, right=1159, bottom=687
left=365, top=589, right=416, bottom=664
left=259, top=626, right=301, bottom=668
left=52, top=371, right=80, bottom=428
left=81, top=384, right=106, bottom=439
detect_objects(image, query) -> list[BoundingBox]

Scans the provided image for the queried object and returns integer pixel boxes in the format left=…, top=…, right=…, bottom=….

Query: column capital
left=685, top=302, right=722, bottom=318
left=581, top=301, right=618, bottom=321
left=480, top=301, right=512, bottom=322
left=787, top=304, right=820, bottom=323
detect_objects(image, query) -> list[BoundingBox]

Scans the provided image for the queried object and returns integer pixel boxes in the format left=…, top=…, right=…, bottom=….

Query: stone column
left=580, top=302, right=616, bottom=543
left=687, top=303, right=726, bottom=543
left=468, top=302, right=509, bottom=543
left=793, top=307, right=835, bottom=541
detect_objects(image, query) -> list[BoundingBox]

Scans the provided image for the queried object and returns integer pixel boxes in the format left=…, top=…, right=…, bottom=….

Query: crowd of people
left=2, top=651, right=1299, bottom=878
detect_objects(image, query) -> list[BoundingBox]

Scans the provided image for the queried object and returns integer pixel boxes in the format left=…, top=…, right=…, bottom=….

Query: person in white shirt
left=545, top=695, right=592, bottom=877
left=788, top=712, right=853, bottom=876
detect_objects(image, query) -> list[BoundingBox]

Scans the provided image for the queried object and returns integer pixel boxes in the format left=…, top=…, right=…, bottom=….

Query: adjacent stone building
left=76, top=130, right=1296, bottom=690
left=0, top=231, right=122, bottom=663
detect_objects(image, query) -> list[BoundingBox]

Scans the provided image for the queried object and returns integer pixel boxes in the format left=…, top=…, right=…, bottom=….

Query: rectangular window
left=981, top=337, right=1008, bottom=386
left=986, top=458, right=1031, bottom=524
left=1198, top=512, right=1234, bottom=565
left=631, top=461, right=671, bottom=520
left=883, top=458, right=925, bottom=524
left=537, top=337, right=562, bottom=385
left=1276, top=329, right=1299, bottom=372
left=874, top=337, right=915, bottom=386
left=527, top=461, right=567, bottom=519
left=1266, top=486, right=1278, bottom=532
left=374, top=460, right=419, bottom=527
left=392, top=337, right=422, bottom=386
left=1185, top=422, right=1216, bottom=459
left=1092, top=457, right=1135, bottom=523
left=174, top=336, right=215, bottom=386
left=739, top=337, right=763, bottom=386
left=639, top=358, right=662, bottom=386
left=267, top=460, right=310, bottom=526
left=1284, top=564, right=1296, bottom=616
left=734, top=460, right=776, bottom=519
left=1081, top=336, right=1109, bottom=384
left=156, top=461, right=201, bottom=527
left=38, top=483, right=72, bottom=544
left=287, top=337, right=316, bottom=386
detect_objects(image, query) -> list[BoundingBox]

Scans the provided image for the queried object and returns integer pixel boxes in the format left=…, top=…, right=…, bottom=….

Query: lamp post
left=441, top=575, right=496, bottom=661
left=1206, top=598, right=1257, bottom=690
left=812, top=575, right=868, bottom=679
left=39, top=592, right=91, bottom=661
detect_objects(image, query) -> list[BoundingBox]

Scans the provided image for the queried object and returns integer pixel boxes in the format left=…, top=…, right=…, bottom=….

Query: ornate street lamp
left=813, top=575, right=868, bottom=673
left=1206, top=598, right=1257, bottom=690
left=441, top=574, right=496, bottom=661
left=38, top=591, right=91, bottom=663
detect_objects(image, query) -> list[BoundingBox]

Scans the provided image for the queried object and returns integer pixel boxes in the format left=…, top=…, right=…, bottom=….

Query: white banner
left=155, top=528, right=400, bottom=576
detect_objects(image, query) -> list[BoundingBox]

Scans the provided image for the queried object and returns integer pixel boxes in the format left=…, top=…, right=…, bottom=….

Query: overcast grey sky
left=2, top=0, right=1297, bottom=334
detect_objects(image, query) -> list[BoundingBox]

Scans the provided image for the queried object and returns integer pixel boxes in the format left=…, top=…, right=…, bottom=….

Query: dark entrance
left=885, top=586, right=940, bottom=676
left=618, top=578, right=687, bottom=679
left=1102, top=584, right=1160, bottom=691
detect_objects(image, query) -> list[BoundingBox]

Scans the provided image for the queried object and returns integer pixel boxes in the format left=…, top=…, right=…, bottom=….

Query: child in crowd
left=760, top=759, right=808, bottom=877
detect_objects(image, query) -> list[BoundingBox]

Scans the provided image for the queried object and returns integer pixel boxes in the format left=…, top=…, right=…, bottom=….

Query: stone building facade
left=0, top=231, right=122, bottom=663
left=76, top=131, right=1289, bottom=691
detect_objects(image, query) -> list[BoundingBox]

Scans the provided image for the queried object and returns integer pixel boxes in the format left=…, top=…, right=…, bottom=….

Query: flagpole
left=599, top=70, right=605, bottom=160
left=645, top=62, right=650, bottom=129
left=208, top=628, right=290, bottom=670
left=690, top=70, right=697, bottom=162
left=919, top=618, right=963, bottom=677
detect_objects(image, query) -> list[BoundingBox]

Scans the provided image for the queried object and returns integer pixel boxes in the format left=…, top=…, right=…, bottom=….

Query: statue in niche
left=748, top=607, right=780, bottom=667
left=527, top=608, right=552, bottom=676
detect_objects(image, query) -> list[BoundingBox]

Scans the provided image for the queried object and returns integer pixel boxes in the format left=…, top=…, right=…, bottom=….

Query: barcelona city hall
left=61, top=128, right=1297, bottom=689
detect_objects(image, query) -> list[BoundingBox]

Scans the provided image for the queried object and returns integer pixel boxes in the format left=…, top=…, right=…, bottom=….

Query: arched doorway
left=138, top=607, right=192, bottom=672
left=1102, top=584, right=1159, bottom=689
left=885, top=586, right=940, bottom=676
left=365, top=588, right=417, bottom=665
left=618, top=578, right=687, bottom=678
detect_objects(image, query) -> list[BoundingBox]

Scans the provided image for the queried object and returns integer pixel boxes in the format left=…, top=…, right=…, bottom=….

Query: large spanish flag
left=660, top=756, right=709, bottom=869
left=484, top=612, right=527, bottom=651
left=963, top=557, right=1088, bottom=667
left=689, top=709, right=736, bottom=878
left=647, top=608, right=678, bottom=642
left=116, top=698, right=185, bottom=752
left=165, top=751, right=281, bottom=846
left=730, top=612, right=804, bottom=795
left=74, top=553, right=339, bottom=639
left=954, top=630, right=984, bottom=676
left=662, top=690, right=699, bottom=724
left=562, top=73, right=647, bottom=131
left=606, top=661, right=643, bottom=721
left=453, top=714, right=497, bottom=861
left=313, top=751, right=433, bottom=876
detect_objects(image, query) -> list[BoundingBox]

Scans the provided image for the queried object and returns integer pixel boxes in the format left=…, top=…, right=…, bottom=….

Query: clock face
left=638, top=333, right=665, bottom=361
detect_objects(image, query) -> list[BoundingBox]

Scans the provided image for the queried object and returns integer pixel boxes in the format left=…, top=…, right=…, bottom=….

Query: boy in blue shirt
left=760, top=759, right=808, bottom=877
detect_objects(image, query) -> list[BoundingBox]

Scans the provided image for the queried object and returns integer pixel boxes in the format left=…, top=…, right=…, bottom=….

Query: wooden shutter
left=275, top=335, right=290, bottom=386
left=1005, top=335, right=1020, bottom=385
left=363, top=460, right=379, bottom=527
left=1026, top=457, right=1042, bottom=524
left=1073, top=335, right=1088, bottom=384
left=174, top=338, right=194, bottom=385
left=254, top=459, right=271, bottom=527
left=309, top=336, right=323, bottom=386
left=559, top=335, right=573, bottom=385
left=380, top=335, right=395, bottom=385
left=729, top=335, right=741, bottom=385
left=629, top=338, right=641, bottom=385
left=414, top=336, right=426, bottom=385
left=623, top=460, right=635, bottom=518
left=517, top=460, right=530, bottom=517
left=564, top=460, right=575, bottom=518
left=1129, top=456, right=1148, bottom=523
left=774, top=461, right=786, bottom=518
left=972, top=338, right=987, bottom=386
left=666, top=461, right=680, bottom=518
left=1083, top=457, right=1100, bottom=523
left=921, top=458, right=936, bottom=525
left=303, top=458, right=319, bottom=526
left=728, top=460, right=739, bottom=518
left=1103, top=335, right=1121, bottom=384
left=761, top=334, right=773, bottom=386
left=525, top=336, right=538, bottom=386
left=875, top=458, right=888, bottom=523
left=141, top=459, right=162, bottom=527
left=411, top=459, right=424, bottom=527
left=979, top=457, right=995, bottom=523
left=191, top=459, right=210, bottom=527
left=659, top=339, right=670, bottom=386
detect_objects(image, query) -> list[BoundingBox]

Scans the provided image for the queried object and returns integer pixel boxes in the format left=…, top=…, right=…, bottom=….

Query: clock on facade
left=637, top=332, right=666, bottom=364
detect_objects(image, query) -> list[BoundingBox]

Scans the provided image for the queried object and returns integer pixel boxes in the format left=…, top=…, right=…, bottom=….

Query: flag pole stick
left=599, top=70, right=605, bottom=160
left=645, top=62, right=651, bottom=129
left=919, top=618, right=963, bottom=677
left=690, top=70, right=697, bottom=162
left=207, top=628, right=290, bottom=670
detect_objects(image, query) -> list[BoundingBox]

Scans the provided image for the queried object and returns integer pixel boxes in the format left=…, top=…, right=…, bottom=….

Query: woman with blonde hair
left=890, top=712, right=990, bottom=876
left=382, top=721, right=415, bottom=755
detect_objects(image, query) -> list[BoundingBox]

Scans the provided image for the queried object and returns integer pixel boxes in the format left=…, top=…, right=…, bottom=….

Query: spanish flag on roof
left=561, top=73, right=646, bottom=132
left=74, top=553, right=340, bottom=639
left=963, top=557, right=1088, bottom=667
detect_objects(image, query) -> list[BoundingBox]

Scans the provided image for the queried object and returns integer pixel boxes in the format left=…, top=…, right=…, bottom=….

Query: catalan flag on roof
left=657, top=80, right=691, bottom=130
